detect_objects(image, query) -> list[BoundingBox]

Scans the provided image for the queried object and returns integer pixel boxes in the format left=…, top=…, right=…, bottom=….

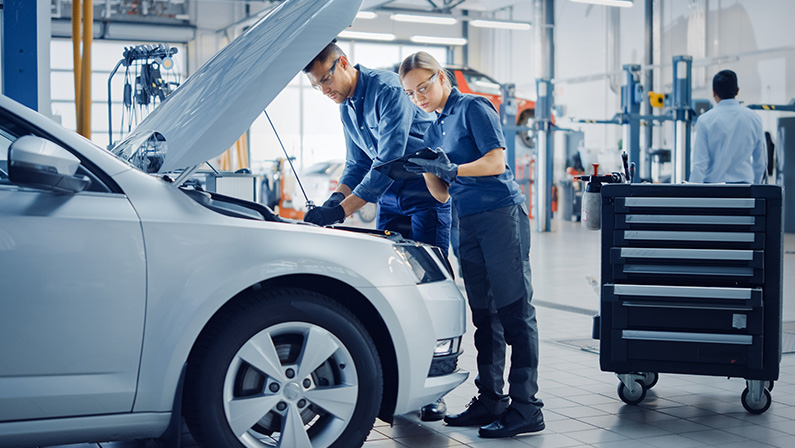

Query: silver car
left=0, top=1, right=467, bottom=447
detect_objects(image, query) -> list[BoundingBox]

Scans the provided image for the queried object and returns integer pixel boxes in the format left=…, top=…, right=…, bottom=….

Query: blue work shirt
left=689, top=98, right=767, bottom=183
left=424, top=88, right=525, bottom=217
left=338, top=65, right=435, bottom=204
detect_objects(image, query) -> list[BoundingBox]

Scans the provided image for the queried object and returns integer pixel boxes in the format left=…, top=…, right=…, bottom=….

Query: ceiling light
left=338, top=30, right=396, bottom=41
left=410, top=35, right=468, bottom=46
left=470, top=19, right=531, bottom=31
left=355, top=11, right=377, bottom=20
left=391, top=13, right=457, bottom=25
left=570, top=0, right=634, bottom=7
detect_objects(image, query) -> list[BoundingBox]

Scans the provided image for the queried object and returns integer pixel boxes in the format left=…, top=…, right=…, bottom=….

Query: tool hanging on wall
left=107, top=44, right=180, bottom=148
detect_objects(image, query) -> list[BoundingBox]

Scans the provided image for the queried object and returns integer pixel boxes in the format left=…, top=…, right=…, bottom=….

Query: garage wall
left=479, top=0, right=795, bottom=176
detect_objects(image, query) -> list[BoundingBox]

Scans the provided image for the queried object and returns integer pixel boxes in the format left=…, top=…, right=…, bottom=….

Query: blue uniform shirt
left=423, top=88, right=525, bottom=217
left=338, top=65, right=434, bottom=204
left=690, top=98, right=766, bottom=183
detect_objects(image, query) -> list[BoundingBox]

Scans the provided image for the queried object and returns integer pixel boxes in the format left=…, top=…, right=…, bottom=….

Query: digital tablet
left=373, top=147, right=438, bottom=181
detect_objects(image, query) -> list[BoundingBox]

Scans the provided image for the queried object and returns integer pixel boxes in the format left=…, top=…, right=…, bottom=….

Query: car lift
left=576, top=55, right=698, bottom=184
left=500, top=82, right=555, bottom=230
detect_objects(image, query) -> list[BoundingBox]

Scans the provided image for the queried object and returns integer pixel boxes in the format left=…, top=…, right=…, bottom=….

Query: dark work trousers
left=458, top=203, right=542, bottom=417
left=377, top=177, right=452, bottom=249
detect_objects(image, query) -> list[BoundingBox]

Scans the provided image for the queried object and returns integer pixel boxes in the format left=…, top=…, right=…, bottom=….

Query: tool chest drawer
left=604, top=284, right=764, bottom=334
left=613, top=330, right=764, bottom=371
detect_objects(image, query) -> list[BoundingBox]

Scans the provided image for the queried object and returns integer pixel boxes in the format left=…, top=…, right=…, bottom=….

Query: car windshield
left=463, top=71, right=502, bottom=96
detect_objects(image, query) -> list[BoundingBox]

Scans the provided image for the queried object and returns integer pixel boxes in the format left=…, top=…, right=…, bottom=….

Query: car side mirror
left=8, top=135, right=90, bottom=193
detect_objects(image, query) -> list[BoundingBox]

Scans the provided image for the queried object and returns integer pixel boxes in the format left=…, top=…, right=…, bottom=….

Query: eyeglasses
left=405, top=72, right=439, bottom=99
left=311, top=57, right=340, bottom=91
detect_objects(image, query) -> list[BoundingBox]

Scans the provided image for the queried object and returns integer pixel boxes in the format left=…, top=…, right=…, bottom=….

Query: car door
left=0, top=119, right=146, bottom=421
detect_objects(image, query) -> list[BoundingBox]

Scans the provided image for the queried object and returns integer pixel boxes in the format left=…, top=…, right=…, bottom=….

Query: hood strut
left=173, top=164, right=201, bottom=187
left=265, top=110, right=315, bottom=210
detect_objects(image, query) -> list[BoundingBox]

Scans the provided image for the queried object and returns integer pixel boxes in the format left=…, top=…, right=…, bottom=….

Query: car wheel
left=184, top=288, right=382, bottom=448
left=356, top=202, right=377, bottom=223
left=519, top=110, right=535, bottom=148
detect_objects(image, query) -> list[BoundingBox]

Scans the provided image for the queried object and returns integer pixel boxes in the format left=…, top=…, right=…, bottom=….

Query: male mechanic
left=689, top=69, right=766, bottom=183
left=302, top=41, right=450, bottom=421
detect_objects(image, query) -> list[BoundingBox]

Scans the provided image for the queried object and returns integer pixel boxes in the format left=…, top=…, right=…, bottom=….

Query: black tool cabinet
left=597, top=183, right=783, bottom=413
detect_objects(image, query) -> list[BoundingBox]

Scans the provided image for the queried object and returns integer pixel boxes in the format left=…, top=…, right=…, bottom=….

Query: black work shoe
left=420, top=398, right=447, bottom=422
left=443, top=397, right=501, bottom=427
left=478, top=407, right=545, bottom=438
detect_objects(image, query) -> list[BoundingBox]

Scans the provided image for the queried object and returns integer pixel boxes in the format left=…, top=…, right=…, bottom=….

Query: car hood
left=112, top=0, right=361, bottom=174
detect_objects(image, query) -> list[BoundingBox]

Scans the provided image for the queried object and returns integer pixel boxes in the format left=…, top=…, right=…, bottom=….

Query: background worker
left=689, top=69, right=767, bottom=183
left=302, top=41, right=450, bottom=421
left=398, top=51, right=544, bottom=439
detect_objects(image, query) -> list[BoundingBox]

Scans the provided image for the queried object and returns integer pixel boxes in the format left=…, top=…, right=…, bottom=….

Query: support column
left=2, top=0, right=40, bottom=110
left=642, top=0, right=654, bottom=180
left=534, top=0, right=554, bottom=232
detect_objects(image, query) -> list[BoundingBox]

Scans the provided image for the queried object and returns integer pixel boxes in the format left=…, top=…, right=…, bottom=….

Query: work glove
left=405, top=148, right=458, bottom=184
left=304, top=204, right=345, bottom=226
left=322, top=191, right=345, bottom=208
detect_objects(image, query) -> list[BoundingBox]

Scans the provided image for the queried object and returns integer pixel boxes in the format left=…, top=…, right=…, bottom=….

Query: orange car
left=389, top=64, right=537, bottom=147
left=446, top=66, right=536, bottom=148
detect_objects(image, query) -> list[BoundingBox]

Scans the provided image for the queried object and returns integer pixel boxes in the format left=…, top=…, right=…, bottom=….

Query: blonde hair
left=399, top=51, right=452, bottom=91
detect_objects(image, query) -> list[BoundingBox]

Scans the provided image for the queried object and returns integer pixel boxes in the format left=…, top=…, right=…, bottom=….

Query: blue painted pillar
left=2, top=0, right=39, bottom=110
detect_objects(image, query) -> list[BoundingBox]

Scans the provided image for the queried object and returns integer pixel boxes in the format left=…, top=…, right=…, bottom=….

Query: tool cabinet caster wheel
left=617, top=380, right=646, bottom=405
left=765, top=380, right=774, bottom=392
left=741, top=387, right=771, bottom=414
left=639, top=372, right=659, bottom=389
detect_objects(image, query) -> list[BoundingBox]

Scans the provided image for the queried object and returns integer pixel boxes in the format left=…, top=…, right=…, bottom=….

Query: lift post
left=500, top=83, right=519, bottom=174
left=621, top=64, right=643, bottom=178
left=575, top=55, right=695, bottom=184
left=672, top=55, right=693, bottom=183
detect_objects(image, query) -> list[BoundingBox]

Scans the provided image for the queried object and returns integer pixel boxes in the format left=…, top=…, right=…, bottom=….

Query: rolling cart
left=596, top=183, right=783, bottom=414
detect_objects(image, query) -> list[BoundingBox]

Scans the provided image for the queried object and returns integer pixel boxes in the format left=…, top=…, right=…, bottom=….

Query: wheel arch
left=184, top=273, right=400, bottom=423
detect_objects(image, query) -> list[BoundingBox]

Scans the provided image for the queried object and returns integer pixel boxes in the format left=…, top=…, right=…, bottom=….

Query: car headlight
left=393, top=244, right=448, bottom=284
left=434, top=337, right=461, bottom=357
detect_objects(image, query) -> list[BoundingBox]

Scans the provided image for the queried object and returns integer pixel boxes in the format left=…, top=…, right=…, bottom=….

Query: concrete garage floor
left=41, top=221, right=795, bottom=448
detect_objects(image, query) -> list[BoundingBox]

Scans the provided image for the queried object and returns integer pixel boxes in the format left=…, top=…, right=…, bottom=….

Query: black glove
left=304, top=204, right=345, bottom=226
left=405, top=148, right=458, bottom=183
left=322, top=192, right=345, bottom=208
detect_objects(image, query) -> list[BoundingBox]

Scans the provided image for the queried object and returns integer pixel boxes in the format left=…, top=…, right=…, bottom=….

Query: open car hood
left=112, top=0, right=361, bottom=174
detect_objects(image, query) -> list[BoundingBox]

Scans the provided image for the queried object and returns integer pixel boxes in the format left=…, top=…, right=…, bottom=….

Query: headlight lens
left=434, top=337, right=461, bottom=357
left=394, top=244, right=447, bottom=284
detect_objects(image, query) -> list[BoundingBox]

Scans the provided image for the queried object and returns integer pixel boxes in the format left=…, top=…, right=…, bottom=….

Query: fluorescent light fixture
left=391, top=13, right=457, bottom=25
left=410, top=35, right=468, bottom=46
left=470, top=19, right=531, bottom=30
left=338, top=30, right=396, bottom=41
left=355, top=11, right=377, bottom=19
left=570, top=0, right=633, bottom=7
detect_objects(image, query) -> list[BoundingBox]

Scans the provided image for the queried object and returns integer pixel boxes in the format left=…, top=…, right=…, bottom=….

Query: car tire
left=184, top=288, right=382, bottom=448
left=519, top=110, right=535, bottom=149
